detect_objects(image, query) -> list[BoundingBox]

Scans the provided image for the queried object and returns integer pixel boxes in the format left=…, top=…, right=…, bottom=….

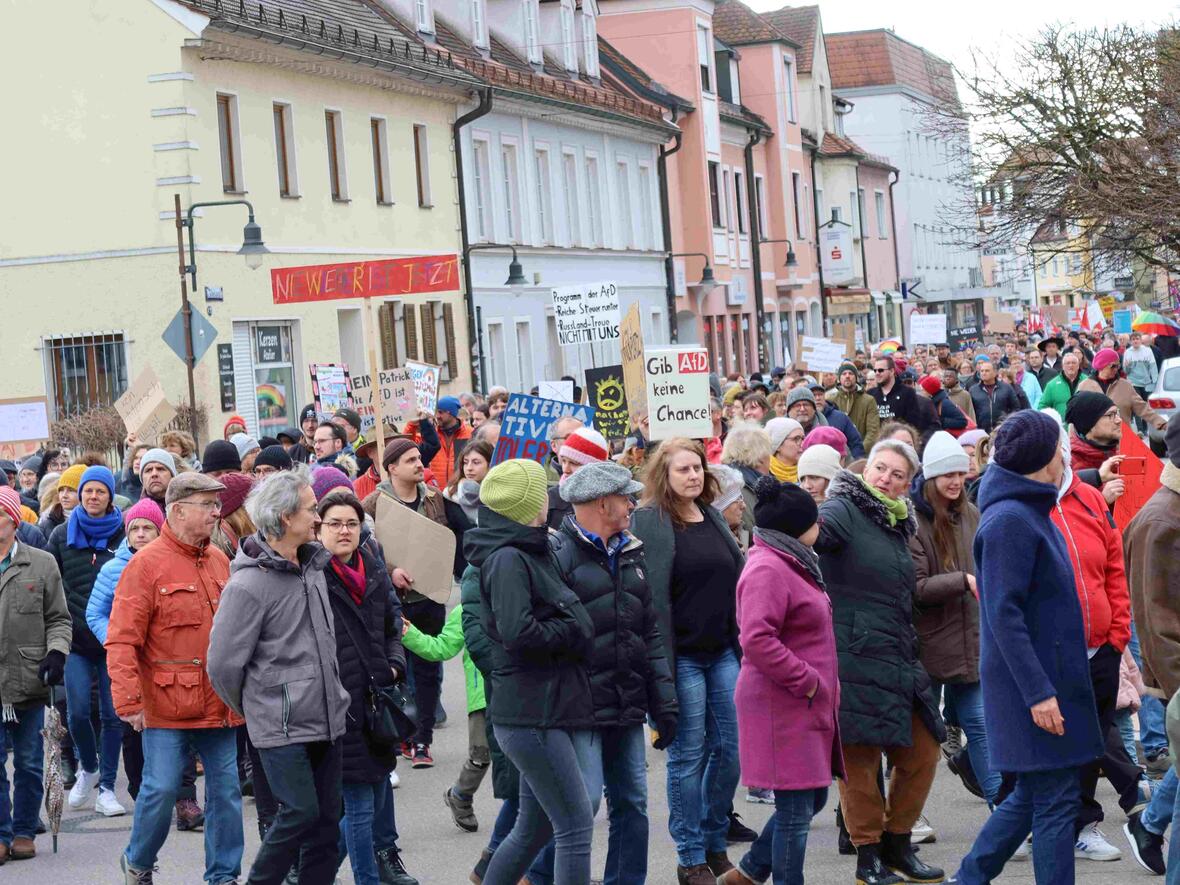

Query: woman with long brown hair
left=631, top=439, right=745, bottom=885
left=907, top=431, right=998, bottom=811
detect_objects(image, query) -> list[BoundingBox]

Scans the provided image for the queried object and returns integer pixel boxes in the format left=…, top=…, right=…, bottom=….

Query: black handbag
left=336, top=610, right=417, bottom=749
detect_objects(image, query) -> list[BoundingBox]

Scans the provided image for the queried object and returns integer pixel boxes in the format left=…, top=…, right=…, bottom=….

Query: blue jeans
left=483, top=725, right=594, bottom=885
left=373, top=776, right=399, bottom=852
left=64, top=651, right=122, bottom=791
left=666, top=649, right=741, bottom=867
left=1129, top=622, right=1168, bottom=756
left=1141, top=766, right=1178, bottom=836
left=125, top=727, right=243, bottom=883
left=0, top=706, right=44, bottom=845
left=943, top=682, right=1001, bottom=804
left=955, top=767, right=1080, bottom=885
left=738, top=788, right=827, bottom=885
left=1116, top=709, right=1139, bottom=765
left=339, top=782, right=382, bottom=885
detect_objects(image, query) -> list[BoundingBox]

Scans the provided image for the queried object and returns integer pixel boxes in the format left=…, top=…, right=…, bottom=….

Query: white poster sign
left=799, top=337, right=847, bottom=374
left=819, top=226, right=855, bottom=285
left=644, top=347, right=712, bottom=440
left=909, top=313, right=948, bottom=345
left=0, top=397, right=50, bottom=445
left=551, top=282, right=621, bottom=348
left=537, top=379, right=574, bottom=403
left=405, top=360, right=440, bottom=414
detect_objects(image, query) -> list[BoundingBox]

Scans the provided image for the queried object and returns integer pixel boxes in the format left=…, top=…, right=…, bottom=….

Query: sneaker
left=1075, top=822, right=1122, bottom=861
left=675, top=864, right=716, bottom=885
left=121, top=853, right=155, bottom=884
left=444, top=787, right=478, bottom=832
left=1010, top=837, right=1031, bottom=862
left=96, top=787, right=127, bottom=817
left=389, top=768, right=401, bottom=789
left=175, top=798, right=205, bottom=831
left=1124, top=812, right=1167, bottom=874
left=400, top=740, right=414, bottom=760
left=469, top=848, right=492, bottom=884
left=726, top=811, right=757, bottom=844
left=68, top=767, right=100, bottom=809
left=1146, top=748, right=1172, bottom=778
left=745, top=788, right=775, bottom=805
left=941, top=725, right=963, bottom=761
left=412, top=744, right=434, bottom=768
left=910, top=814, right=936, bottom=844
left=1131, top=778, right=1153, bottom=815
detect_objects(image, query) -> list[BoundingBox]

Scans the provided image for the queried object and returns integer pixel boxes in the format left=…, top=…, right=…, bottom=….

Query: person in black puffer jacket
left=47, top=465, right=126, bottom=814
left=467, top=459, right=595, bottom=885
left=317, top=489, right=415, bottom=885
left=549, top=461, right=678, bottom=884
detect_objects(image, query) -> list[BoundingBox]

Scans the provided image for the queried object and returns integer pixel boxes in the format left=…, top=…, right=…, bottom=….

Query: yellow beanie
left=480, top=459, right=548, bottom=526
left=58, top=464, right=86, bottom=491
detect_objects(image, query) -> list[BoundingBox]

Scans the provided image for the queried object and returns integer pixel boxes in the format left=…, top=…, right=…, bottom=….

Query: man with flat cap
left=548, top=461, right=678, bottom=885
left=106, top=472, right=245, bottom=885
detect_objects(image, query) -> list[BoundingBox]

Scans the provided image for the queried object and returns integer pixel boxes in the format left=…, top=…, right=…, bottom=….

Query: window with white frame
left=708, top=162, right=722, bottom=228
left=562, top=150, right=579, bottom=245
left=616, top=160, right=634, bottom=248
left=815, top=187, right=824, bottom=226
left=413, top=124, right=432, bottom=207
left=560, top=0, right=577, bottom=72
left=514, top=318, right=534, bottom=391
left=729, top=58, right=741, bottom=103
left=734, top=170, right=747, bottom=235
left=486, top=320, right=506, bottom=387
left=371, top=118, right=391, bottom=205
left=783, top=58, right=797, bottom=122
left=273, top=103, right=297, bottom=198
left=802, top=184, right=811, bottom=238
left=523, top=0, right=541, bottom=65
left=697, top=24, right=713, bottom=93
left=43, top=332, right=129, bottom=418
left=875, top=190, right=887, bottom=238
left=638, top=163, right=654, bottom=248
left=217, top=93, right=244, bottom=193
left=471, top=0, right=488, bottom=47
left=582, top=10, right=599, bottom=78
left=856, top=188, right=866, bottom=237
left=722, top=168, right=733, bottom=231
left=324, top=109, right=348, bottom=200
left=502, top=143, right=522, bottom=242
left=472, top=138, right=492, bottom=241
left=585, top=154, right=603, bottom=246
left=791, top=171, right=803, bottom=239
left=755, top=174, right=768, bottom=238
left=534, top=147, right=554, bottom=244
left=415, top=0, right=434, bottom=34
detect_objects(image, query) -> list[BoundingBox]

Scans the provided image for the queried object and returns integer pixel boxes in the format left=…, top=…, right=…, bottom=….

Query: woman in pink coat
left=720, top=476, right=844, bottom=885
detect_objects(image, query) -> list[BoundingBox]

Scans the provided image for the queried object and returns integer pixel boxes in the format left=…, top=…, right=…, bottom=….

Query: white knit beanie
left=709, top=464, right=745, bottom=511
left=766, top=417, right=803, bottom=453
left=797, top=444, right=841, bottom=481
left=922, top=430, right=971, bottom=479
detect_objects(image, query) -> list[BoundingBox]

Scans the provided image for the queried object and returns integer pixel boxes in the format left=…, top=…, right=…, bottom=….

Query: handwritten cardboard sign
left=0, top=397, right=50, bottom=446
left=350, top=368, right=417, bottom=433
left=551, top=282, right=621, bottom=347
left=645, top=347, right=712, bottom=440
left=909, top=313, right=948, bottom=346
left=270, top=254, right=460, bottom=304
left=491, top=394, right=595, bottom=466
left=537, top=380, right=574, bottom=403
left=114, top=368, right=176, bottom=444
left=620, top=303, right=647, bottom=427
left=585, top=365, right=629, bottom=440
left=797, top=337, right=847, bottom=374
left=310, top=364, right=352, bottom=420
left=406, top=360, right=440, bottom=414
left=374, top=492, right=456, bottom=605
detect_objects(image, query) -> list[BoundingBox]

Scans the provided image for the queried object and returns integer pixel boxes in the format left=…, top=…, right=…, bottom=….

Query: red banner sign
left=270, top=254, right=460, bottom=304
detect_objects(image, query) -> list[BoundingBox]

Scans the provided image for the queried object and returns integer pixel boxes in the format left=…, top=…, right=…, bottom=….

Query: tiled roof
left=712, top=0, right=798, bottom=48
left=719, top=99, right=772, bottom=133
left=825, top=30, right=959, bottom=107
left=758, top=6, right=818, bottom=73
left=598, top=37, right=693, bottom=111
left=818, top=132, right=864, bottom=158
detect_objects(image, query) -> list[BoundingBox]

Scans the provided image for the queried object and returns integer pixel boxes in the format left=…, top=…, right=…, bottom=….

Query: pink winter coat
left=735, top=536, right=845, bottom=790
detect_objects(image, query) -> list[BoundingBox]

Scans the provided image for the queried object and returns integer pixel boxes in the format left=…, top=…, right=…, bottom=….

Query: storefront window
left=252, top=324, right=295, bottom=435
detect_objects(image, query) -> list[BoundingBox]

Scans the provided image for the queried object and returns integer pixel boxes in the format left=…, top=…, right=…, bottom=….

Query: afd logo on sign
left=676, top=351, right=710, bottom=373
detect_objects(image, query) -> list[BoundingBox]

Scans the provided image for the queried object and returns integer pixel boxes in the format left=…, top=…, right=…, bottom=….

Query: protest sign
left=350, top=368, right=416, bottom=432
left=405, top=360, right=440, bottom=414
left=1114, top=430, right=1163, bottom=530
left=1113, top=309, right=1135, bottom=334
left=644, top=347, right=712, bottom=440
left=585, top=366, right=629, bottom=440
left=537, top=380, right=574, bottom=403
left=948, top=324, right=983, bottom=351
left=114, top=367, right=176, bottom=443
left=620, top=303, right=647, bottom=427
left=986, top=311, right=1016, bottom=334
left=271, top=254, right=460, bottom=304
left=797, top=337, right=847, bottom=374
left=309, top=364, right=351, bottom=419
left=0, top=397, right=50, bottom=446
left=1099, top=295, right=1116, bottom=323
left=551, top=282, right=621, bottom=347
left=909, top=313, right=948, bottom=346
left=374, top=493, right=456, bottom=605
left=491, top=394, right=595, bottom=466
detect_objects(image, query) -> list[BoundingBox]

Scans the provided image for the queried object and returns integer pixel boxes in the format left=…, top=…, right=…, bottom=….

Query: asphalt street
left=12, top=649, right=1150, bottom=883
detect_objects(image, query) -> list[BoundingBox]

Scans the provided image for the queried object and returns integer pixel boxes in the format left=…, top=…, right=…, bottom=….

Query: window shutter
left=404, top=305, right=419, bottom=360
left=442, top=302, right=458, bottom=381
left=420, top=303, right=438, bottom=365
left=378, top=303, right=399, bottom=369
left=231, top=321, right=259, bottom=434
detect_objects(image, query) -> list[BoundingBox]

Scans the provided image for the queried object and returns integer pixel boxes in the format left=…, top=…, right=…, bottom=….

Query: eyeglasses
left=176, top=500, right=222, bottom=512
left=874, top=368, right=889, bottom=374
left=321, top=520, right=361, bottom=532
left=1101, top=408, right=1121, bottom=421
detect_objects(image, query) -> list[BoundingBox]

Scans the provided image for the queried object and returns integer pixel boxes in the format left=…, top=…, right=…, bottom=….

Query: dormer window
left=524, top=0, right=542, bottom=65
left=471, top=0, right=488, bottom=48
left=415, top=0, right=434, bottom=35
left=582, top=8, right=599, bottom=78
left=560, top=0, right=577, bottom=73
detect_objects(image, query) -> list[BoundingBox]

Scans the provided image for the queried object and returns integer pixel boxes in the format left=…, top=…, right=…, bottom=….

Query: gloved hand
left=38, top=650, right=66, bottom=686
left=652, top=715, right=678, bottom=751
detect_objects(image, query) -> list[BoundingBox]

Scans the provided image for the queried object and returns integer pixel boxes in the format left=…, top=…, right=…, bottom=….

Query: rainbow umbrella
left=1132, top=310, right=1180, bottom=337
left=876, top=338, right=902, bottom=354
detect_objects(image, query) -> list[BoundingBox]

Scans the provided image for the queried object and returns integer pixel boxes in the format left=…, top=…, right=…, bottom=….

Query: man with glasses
left=106, top=473, right=245, bottom=885
left=869, top=356, right=936, bottom=435
left=546, top=415, right=585, bottom=484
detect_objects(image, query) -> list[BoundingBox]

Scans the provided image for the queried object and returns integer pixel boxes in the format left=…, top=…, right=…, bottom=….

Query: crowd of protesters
left=0, top=323, right=1179, bottom=885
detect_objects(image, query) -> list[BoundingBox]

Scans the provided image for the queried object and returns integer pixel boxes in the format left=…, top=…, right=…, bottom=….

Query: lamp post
left=462, top=243, right=528, bottom=392
left=752, top=239, right=799, bottom=370
left=670, top=252, right=716, bottom=289
left=173, top=193, right=269, bottom=445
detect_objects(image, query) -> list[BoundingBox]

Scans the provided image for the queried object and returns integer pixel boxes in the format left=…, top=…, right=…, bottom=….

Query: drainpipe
left=658, top=109, right=683, bottom=343
left=453, top=87, right=494, bottom=392
left=744, top=127, right=767, bottom=370
left=855, top=163, right=871, bottom=341
left=809, top=147, right=828, bottom=334
left=888, top=168, right=902, bottom=341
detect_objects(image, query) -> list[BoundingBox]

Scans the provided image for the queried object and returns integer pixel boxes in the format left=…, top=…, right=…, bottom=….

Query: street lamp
left=465, top=243, right=528, bottom=286
left=172, top=194, right=269, bottom=446
left=759, top=237, right=798, bottom=267
left=671, top=252, right=717, bottom=289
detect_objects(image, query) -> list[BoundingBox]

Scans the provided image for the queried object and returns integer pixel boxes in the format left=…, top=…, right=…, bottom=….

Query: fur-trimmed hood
left=826, top=469, right=917, bottom=539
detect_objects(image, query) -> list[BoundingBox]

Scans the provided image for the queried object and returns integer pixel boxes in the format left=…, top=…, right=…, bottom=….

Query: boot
left=469, top=848, right=493, bottom=884
left=677, top=864, right=718, bottom=885
left=376, top=847, right=419, bottom=885
left=879, top=831, right=944, bottom=883
left=174, top=798, right=204, bottom=831
left=444, top=787, right=479, bottom=832
left=836, top=804, right=856, bottom=855
left=947, top=749, right=984, bottom=800
left=705, top=850, right=734, bottom=875
left=717, top=868, right=756, bottom=885
left=854, top=843, right=904, bottom=885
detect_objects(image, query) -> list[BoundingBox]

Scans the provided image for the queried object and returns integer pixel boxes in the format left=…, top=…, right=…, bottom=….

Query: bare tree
left=932, top=23, right=1180, bottom=283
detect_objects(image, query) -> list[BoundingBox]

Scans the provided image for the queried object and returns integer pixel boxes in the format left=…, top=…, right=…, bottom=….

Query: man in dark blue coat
left=954, top=410, right=1103, bottom=884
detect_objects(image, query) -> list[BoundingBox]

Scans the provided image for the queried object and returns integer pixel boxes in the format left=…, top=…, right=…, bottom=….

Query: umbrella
left=41, top=685, right=66, bottom=853
left=1132, top=310, right=1180, bottom=337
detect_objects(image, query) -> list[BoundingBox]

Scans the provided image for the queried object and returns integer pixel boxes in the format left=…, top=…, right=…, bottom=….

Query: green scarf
left=858, top=474, right=908, bottom=527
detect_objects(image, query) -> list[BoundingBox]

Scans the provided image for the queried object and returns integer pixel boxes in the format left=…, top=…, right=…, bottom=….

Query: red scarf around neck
left=330, top=552, right=367, bottom=606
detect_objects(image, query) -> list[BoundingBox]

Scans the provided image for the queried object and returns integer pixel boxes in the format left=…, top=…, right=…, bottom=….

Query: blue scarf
left=66, top=504, right=123, bottom=550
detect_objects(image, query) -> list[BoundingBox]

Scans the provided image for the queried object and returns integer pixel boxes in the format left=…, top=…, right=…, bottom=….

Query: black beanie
left=1166, top=413, right=1180, bottom=469
left=1065, top=391, right=1115, bottom=438
left=201, top=440, right=242, bottom=474
left=753, top=475, right=819, bottom=538
left=299, top=404, right=317, bottom=425
left=992, top=410, right=1060, bottom=475
left=254, top=445, right=293, bottom=472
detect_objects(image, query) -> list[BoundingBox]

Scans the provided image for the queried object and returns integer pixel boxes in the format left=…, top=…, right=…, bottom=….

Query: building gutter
left=453, top=87, right=494, bottom=392
left=809, top=146, right=829, bottom=333
left=658, top=108, right=684, bottom=343
left=744, top=127, right=767, bottom=370
left=888, top=167, right=903, bottom=339
left=855, top=162, right=871, bottom=339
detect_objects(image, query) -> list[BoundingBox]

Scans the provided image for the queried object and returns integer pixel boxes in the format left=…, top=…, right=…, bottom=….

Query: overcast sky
left=745, top=0, right=1178, bottom=77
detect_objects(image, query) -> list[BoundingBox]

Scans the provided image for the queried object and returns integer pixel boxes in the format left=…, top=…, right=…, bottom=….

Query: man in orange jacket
left=405, top=397, right=470, bottom=489
left=106, top=472, right=245, bottom=884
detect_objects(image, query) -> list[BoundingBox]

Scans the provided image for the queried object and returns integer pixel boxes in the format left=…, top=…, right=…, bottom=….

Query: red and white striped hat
left=559, top=426, right=610, bottom=467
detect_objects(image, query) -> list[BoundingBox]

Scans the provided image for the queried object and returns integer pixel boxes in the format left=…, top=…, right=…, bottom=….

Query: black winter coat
left=465, top=507, right=594, bottom=729
left=871, top=383, right=938, bottom=434
left=324, top=544, right=407, bottom=784
left=814, top=471, right=945, bottom=749
left=48, top=520, right=125, bottom=656
left=549, top=518, right=677, bottom=728
left=967, top=380, right=1022, bottom=432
